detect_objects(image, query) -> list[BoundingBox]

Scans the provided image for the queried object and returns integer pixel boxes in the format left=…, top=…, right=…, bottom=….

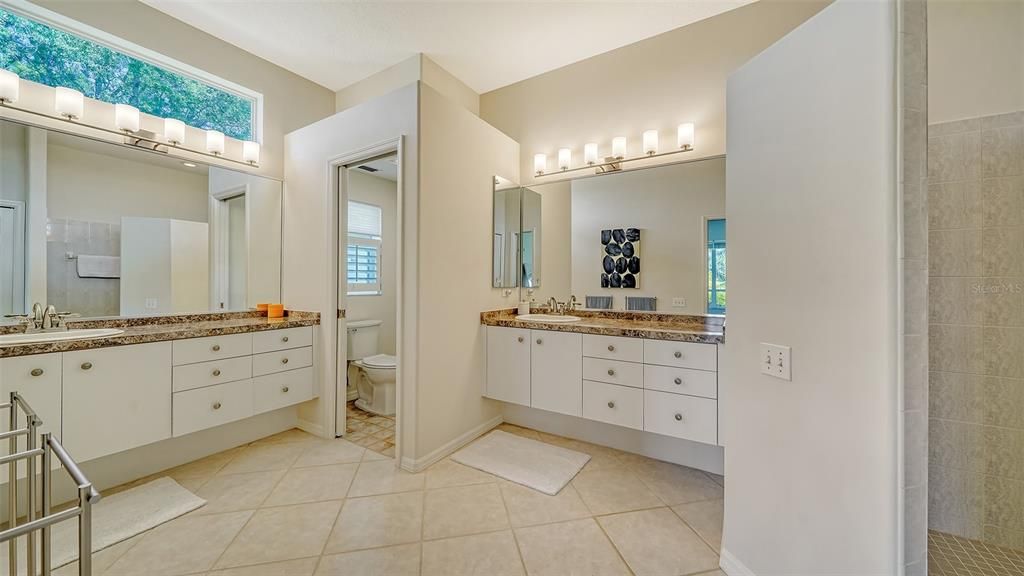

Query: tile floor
left=928, top=530, right=1024, bottom=576
left=345, top=401, right=395, bottom=458
left=57, top=423, right=725, bottom=576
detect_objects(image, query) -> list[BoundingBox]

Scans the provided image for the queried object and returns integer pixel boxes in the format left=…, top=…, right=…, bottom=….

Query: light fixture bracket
left=596, top=158, right=623, bottom=174
left=123, top=129, right=168, bottom=153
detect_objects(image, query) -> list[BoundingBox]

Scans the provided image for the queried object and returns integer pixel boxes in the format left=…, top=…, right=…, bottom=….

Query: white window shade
left=348, top=201, right=382, bottom=238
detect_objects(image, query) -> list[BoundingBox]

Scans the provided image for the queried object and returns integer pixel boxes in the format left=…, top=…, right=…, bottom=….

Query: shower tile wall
left=928, top=110, right=1024, bottom=550
left=46, top=218, right=120, bottom=318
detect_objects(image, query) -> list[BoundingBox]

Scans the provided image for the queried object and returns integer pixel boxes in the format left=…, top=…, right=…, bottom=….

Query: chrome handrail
left=0, top=392, right=99, bottom=576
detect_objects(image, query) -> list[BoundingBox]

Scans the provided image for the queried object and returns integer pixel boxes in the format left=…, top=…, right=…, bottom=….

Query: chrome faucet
left=546, top=295, right=579, bottom=315
left=4, top=303, right=78, bottom=333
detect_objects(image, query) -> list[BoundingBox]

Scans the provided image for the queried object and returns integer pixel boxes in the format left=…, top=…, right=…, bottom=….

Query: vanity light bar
left=535, top=123, right=695, bottom=177
left=0, top=70, right=260, bottom=169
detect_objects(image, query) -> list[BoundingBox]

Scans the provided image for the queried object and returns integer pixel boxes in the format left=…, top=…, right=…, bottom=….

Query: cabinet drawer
left=173, top=333, right=252, bottom=366
left=643, top=389, right=717, bottom=445
left=583, top=380, right=643, bottom=430
left=643, top=340, right=717, bottom=371
left=253, top=367, right=314, bottom=415
left=253, top=327, right=313, bottom=354
left=173, top=379, right=253, bottom=437
left=643, top=365, right=717, bottom=399
left=173, top=356, right=252, bottom=393
left=582, top=357, right=643, bottom=389
left=253, top=346, right=313, bottom=377
left=583, top=335, right=643, bottom=363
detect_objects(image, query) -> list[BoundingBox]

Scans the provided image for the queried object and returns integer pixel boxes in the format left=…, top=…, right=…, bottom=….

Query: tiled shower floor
left=929, top=530, right=1024, bottom=576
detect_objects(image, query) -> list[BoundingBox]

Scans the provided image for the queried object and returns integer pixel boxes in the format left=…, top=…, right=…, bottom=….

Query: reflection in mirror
left=492, top=180, right=520, bottom=289
left=521, top=188, right=542, bottom=288
left=525, top=157, right=726, bottom=315
left=0, top=118, right=282, bottom=322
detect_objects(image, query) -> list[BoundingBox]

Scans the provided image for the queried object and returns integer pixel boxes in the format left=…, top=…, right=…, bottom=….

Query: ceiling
left=140, top=1, right=754, bottom=94
left=353, top=155, right=399, bottom=182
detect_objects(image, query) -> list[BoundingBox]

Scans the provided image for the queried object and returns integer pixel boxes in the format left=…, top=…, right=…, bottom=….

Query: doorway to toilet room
left=338, top=152, right=400, bottom=458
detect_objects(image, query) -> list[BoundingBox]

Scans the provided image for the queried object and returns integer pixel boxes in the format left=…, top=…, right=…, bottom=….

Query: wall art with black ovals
left=600, top=228, right=641, bottom=289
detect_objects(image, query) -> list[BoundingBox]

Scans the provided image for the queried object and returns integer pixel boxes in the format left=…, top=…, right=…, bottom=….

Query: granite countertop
left=481, top=308, right=724, bottom=344
left=0, top=310, right=321, bottom=358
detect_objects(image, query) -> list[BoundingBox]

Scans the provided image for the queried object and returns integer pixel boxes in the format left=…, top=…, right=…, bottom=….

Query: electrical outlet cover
left=672, top=297, right=686, bottom=308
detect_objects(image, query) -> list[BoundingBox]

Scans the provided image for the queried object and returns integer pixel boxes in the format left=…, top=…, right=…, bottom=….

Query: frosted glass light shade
left=584, top=143, right=598, bottom=165
left=534, top=153, right=547, bottom=175
left=558, top=148, right=571, bottom=170
left=0, top=69, right=18, bottom=103
left=114, top=104, right=140, bottom=132
left=54, top=87, right=84, bottom=119
left=642, top=130, right=658, bottom=155
left=164, top=118, right=185, bottom=144
left=678, top=123, right=695, bottom=149
left=206, top=130, right=225, bottom=155
left=612, top=137, right=626, bottom=159
left=243, top=141, right=260, bottom=164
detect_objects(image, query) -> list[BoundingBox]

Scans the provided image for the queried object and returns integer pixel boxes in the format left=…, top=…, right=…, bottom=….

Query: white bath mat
left=451, top=430, right=590, bottom=495
left=1, top=476, right=205, bottom=574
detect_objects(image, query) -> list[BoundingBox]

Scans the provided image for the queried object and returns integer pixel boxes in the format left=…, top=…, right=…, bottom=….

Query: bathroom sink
left=517, top=314, right=582, bottom=324
left=0, top=328, right=125, bottom=346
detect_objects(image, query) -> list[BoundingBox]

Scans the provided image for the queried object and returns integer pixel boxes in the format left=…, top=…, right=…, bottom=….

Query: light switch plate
left=145, top=298, right=158, bottom=310
left=672, top=297, right=687, bottom=308
left=760, top=343, right=791, bottom=380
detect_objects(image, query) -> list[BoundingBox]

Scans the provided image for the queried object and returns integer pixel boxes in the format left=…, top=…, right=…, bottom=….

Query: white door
left=531, top=330, right=582, bottom=416
left=0, top=204, right=20, bottom=316
left=485, top=326, right=531, bottom=406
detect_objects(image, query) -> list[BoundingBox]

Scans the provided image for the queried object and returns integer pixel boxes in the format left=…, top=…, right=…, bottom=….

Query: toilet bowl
left=352, top=353, right=397, bottom=416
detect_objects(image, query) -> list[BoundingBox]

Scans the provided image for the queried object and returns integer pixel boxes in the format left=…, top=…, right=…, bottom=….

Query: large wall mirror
left=494, top=157, right=726, bottom=315
left=0, top=118, right=282, bottom=321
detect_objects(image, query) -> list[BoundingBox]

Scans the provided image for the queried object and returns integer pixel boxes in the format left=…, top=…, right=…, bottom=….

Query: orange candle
left=256, top=303, right=270, bottom=312
left=268, top=304, right=285, bottom=318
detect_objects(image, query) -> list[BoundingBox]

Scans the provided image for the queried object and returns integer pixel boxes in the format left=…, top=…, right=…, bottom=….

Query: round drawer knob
left=536, top=339, right=543, bottom=345
left=212, top=369, right=222, bottom=377
left=281, top=386, right=290, bottom=393
left=674, top=377, right=682, bottom=385
left=212, top=402, right=222, bottom=410
left=281, top=358, right=289, bottom=364
left=282, top=336, right=289, bottom=342
left=607, top=401, right=615, bottom=409
left=674, top=413, right=683, bottom=421
left=517, top=337, right=524, bottom=343
left=674, top=351, right=682, bottom=359
left=30, top=368, right=44, bottom=377
left=212, top=344, right=221, bottom=352
left=80, top=362, right=92, bottom=371
left=607, top=345, right=615, bottom=352
left=607, top=369, right=616, bottom=376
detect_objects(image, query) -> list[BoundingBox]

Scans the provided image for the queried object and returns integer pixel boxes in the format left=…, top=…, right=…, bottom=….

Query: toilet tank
left=347, top=319, right=382, bottom=360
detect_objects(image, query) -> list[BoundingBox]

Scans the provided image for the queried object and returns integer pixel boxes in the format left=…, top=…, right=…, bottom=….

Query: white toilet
left=347, top=319, right=397, bottom=416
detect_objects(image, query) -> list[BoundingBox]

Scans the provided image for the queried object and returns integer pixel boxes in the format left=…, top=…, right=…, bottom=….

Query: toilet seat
left=361, top=354, right=397, bottom=369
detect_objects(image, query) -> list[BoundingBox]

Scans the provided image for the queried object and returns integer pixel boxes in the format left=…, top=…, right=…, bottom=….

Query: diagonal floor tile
left=250, top=428, right=325, bottom=447
left=208, top=556, right=319, bottom=575
left=324, top=491, right=424, bottom=553
left=315, top=543, right=421, bottom=576
left=294, top=439, right=365, bottom=467
left=215, top=501, right=342, bottom=569
left=106, top=510, right=252, bottom=576
left=194, top=470, right=286, bottom=514
left=263, top=463, right=359, bottom=506
left=348, top=459, right=424, bottom=497
left=424, top=458, right=498, bottom=489
left=218, top=443, right=302, bottom=475
left=423, top=483, right=509, bottom=540
left=571, top=465, right=662, bottom=515
left=421, top=530, right=525, bottom=576
left=673, top=499, right=724, bottom=552
left=500, top=481, right=592, bottom=528
left=630, top=459, right=723, bottom=506
left=514, top=518, right=630, bottom=576
left=598, top=507, right=719, bottom=576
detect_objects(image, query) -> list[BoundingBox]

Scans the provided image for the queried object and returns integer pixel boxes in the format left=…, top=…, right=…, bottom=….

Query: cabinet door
left=485, top=326, right=531, bottom=406
left=531, top=330, right=582, bottom=417
left=0, top=353, right=62, bottom=474
left=63, top=342, right=172, bottom=462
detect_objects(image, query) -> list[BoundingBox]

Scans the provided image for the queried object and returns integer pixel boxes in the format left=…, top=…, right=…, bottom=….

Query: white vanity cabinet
left=531, top=331, right=582, bottom=417
left=0, top=353, right=62, bottom=474
left=63, top=342, right=173, bottom=462
left=484, top=326, right=721, bottom=446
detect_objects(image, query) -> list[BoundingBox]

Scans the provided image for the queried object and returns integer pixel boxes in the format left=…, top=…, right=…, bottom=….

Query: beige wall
left=415, top=82, right=518, bottom=463
left=347, top=170, right=398, bottom=355
left=32, top=0, right=336, bottom=179
left=480, top=0, right=828, bottom=186
left=0, top=122, right=27, bottom=204
left=929, top=0, right=1024, bottom=123
left=336, top=54, right=479, bottom=117
left=527, top=180, right=572, bottom=304
left=723, top=1, right=898, bottom=573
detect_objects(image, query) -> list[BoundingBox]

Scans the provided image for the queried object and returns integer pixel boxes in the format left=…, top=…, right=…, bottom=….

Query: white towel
left=77, top=254, right=121, bottom=278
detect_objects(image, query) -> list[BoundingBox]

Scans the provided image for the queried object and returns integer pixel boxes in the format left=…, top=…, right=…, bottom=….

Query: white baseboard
left=297, top=418, right=326, bottom=438
left=719, top=548, right=756, bottom=576
left=400, top=415, right=503, bottom=472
